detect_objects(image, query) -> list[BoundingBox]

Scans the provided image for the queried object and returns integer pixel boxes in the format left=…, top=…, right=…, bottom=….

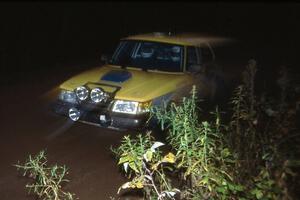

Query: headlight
left=68, top=107, right=80, bottom=121
left=75, top=86, right=89, bottom=101
left=112, top=100, right=151, bottom=114
left=58, top=90, right=77, bottom=104
left=90, top=88, right=108, bottom=103
left=112, top=100, right=138, bottom=114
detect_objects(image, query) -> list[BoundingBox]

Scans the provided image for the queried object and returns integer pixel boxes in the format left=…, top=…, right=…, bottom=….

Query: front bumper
left=52, top=100, right=149, bottom=131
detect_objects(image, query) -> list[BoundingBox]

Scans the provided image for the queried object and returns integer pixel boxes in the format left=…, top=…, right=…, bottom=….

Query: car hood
left=59, top=65, right=193, bottom=102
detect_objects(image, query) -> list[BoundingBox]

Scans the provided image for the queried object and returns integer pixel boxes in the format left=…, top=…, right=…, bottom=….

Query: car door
left=186, top=46, right=215, bottom=100
left=198, top=44, right=227, bottom=101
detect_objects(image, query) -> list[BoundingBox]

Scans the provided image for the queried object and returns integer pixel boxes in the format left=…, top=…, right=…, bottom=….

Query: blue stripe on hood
left=101, top=70, right=132, bottom=83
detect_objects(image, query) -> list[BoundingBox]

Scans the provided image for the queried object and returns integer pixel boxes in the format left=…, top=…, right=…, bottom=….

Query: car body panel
left=59, top=65, right=195, bottom=102
left=124, top=33, right=234, bottom=47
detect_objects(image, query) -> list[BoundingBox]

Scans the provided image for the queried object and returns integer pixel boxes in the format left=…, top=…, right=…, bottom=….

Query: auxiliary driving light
left=68, top=107, right=80, bottom=121
left=90, top=88, right=108, bottom=103
left=75, top=86, right=89, bottom=101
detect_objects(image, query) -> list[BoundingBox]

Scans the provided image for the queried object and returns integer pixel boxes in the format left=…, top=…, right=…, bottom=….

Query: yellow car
left=53, top=32, right=231, bottom=130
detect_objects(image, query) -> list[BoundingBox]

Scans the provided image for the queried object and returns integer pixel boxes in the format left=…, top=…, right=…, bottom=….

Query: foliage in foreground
left=113, top=60, right=299, bottom=199
left=112, top=133, right=179, bottom=199
left=113, top=87, right=244, bottom=199
left=15, top=150, right=75, bottom=200
left=229, top=60, right=299, bottom=200
left=154, top=88, right=244, bottom=200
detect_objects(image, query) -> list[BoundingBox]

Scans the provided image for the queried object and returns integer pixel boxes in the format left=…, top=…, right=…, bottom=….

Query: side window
left=186, top=46, right=199, bottom=71
left=200, top=45, right=214, bottom=64
left=111, top=41, right=136, bottom=65
left=135, top=42, right=156, bottom=59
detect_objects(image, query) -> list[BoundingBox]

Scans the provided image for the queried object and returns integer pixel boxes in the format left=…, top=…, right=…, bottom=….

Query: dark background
left=0, top=2, right=299, bottom=84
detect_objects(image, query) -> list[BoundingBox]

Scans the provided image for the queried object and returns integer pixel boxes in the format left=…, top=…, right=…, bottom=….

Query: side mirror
left=101, top=54, right=110, bottom=64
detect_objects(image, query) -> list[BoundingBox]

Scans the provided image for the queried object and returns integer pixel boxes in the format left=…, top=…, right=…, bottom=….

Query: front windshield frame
left=109, top=40, right=184, bottom=72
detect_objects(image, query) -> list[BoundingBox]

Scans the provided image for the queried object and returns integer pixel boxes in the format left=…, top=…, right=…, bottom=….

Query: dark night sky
left=0, top=2, right=299, bottom=83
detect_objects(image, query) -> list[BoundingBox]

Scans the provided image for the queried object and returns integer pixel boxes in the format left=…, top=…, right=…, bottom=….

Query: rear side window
left=199, top=45, right=214, bottom=63
left=186, top=46, right=200, bottom=71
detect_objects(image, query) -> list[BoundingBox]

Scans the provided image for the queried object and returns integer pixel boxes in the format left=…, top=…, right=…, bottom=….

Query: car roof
left=123, top=32, right=235, bottom=46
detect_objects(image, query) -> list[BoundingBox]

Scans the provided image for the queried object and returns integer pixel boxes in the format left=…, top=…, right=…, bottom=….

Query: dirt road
left=0, top=67, right=142, bottom=200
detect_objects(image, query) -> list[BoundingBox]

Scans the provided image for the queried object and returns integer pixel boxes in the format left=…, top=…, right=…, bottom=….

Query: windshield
left=109, top=40, right=184, bottom=72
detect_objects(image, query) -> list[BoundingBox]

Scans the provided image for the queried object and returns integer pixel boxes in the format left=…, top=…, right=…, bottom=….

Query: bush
left=154, top=87, right=244, bottom=199
left=229, top=60, right=299, bottom=199
left=112, top=132, right=179, bottom=200
left=113, top=87, right=244, bottom=200
left=113, top=60, right=299, bottom=200
left=15, top=150, right=75, bottom=200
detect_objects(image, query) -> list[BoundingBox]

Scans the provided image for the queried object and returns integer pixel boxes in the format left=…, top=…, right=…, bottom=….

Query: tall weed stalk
left=15, top=150, right=74, bottom=200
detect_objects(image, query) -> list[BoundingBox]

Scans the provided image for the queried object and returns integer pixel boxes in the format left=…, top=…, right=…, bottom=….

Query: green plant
left=15, top=150, right=74, bottom=200
left=153, top=86, right=244, bottom=199
left=230, top=60, right=264, bottom=179
left=229, top=60, right=299, bottom=199
left=113, top=60, right=299, bottom=199
left=112, top=132, right=179, bottom=200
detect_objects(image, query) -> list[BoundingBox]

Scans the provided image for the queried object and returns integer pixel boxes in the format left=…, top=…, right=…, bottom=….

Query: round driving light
left=90, top=88, right=107, bottom=103
left=75, top=86, right=89, bottom=101
left=68, top=107, right=80, bottom=121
